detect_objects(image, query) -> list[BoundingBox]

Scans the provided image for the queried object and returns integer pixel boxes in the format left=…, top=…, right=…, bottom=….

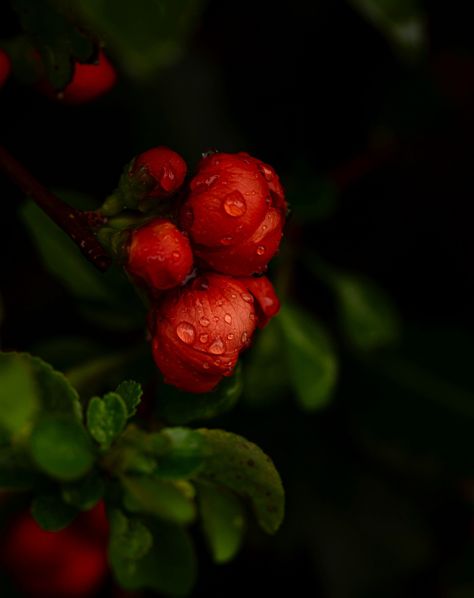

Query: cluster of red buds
left=120, top=148, right=287, bottom=393
left=0, top=502, right=109, bottom=597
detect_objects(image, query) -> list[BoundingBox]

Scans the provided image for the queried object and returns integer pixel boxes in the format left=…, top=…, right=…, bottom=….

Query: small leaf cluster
left=0, top=352, right=284, bottom=595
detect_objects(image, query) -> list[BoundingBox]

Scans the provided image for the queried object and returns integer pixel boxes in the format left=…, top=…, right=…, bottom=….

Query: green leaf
left=109, top=509, right=153, bottom=561
left=0, top=352, right=82, bottom=422
left=122, top=476, right=196, bottom=524
left=278, top=305, right=338, bottom=410
left=72, top=0, right=205, bottom=79
left=115, top=380, right=143, bottom=417
left=155, top=428, right=205, bottom=479
left=157, top=363, right=243, bottom=424
left=31, top=494, right=78, bottom=531
left=0, top=353, right=39, bottom=436
left=87, top=392, right=128, bottom=449
left=30, top=416, right=95, bottom=481
left=348, top=0, right=427, bottom=59
left=0, top=449, right=41, bottom=490
left=198, top=483, right=245, bottom=563
left=109, top=519, right=196, bottom=596
left=21, top=200, right=112, bottom=303
left=244, top=320, right=289, bottom=405
left=334, top=274, right=401, bottom=351
left=197, top=429, right=284, bottom=535
left=62, top=470, right=105, bottom=510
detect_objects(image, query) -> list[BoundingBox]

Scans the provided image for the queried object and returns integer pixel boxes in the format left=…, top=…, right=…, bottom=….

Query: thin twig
left=0, top=145, right=111, bottom=271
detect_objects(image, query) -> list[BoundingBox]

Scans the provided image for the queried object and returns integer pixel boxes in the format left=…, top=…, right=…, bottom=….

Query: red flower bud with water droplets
left=180, top=152, right=287, bottom=276
left=241, top=276, right=280, bottom=328
left=126, top=218, right=193, bottom=292
left=1, top=502, right=109, bottom=597
left=0, top=48, right=11, bottom=88
left=131, top=147, right=188, bottom=199
left=39, top=50, right=116, bottom=104
left=150, top=273, right=258, bottom=393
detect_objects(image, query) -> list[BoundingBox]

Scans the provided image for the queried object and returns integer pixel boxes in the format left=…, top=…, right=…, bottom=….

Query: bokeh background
left=1, top=1, right=474, bottom=596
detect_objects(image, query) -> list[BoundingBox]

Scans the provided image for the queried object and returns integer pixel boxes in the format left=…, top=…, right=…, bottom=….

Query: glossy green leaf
left=122, top=476, right=196, bottom=524
left=115, top=380, right=143, bottom=417
left=349, top=0, right=427, bottom=58
left=72, top=0, right=205, bottom=79
left=244, top=320, right=289, bottom=405
left=31, top=494, right=78, bottom=531
left=62, top=470, right=105, bottom=510
left=279, top=305, right=338, bottom=410
left=30, top=417, right=94, bottom=481
left=334, top=274, right=401, bottom=351
left=109, top=519, right=196, bottom=596
left=198, top=482, right=245, bottom=563
left=197, top=429, right=284, bottom=534
left=109, top=509, right=153, bottom=561
left=87, top=392, right=128, bottom=449
left=157, top=363, right=243, bottom=424
left=0, top=353, right=39, bottom=435
left=155, top=428, right=206, bottom=479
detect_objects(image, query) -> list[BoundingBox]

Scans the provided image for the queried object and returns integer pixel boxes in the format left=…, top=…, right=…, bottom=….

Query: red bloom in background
left=179, top=152, right=287, bottom=276
left=151, top=273, right=261, bottom=393
left=1, top=502, right=109, bottom=597
left=127, top=218, right=194, bottom=292
left=0, top=48, right=11, bottom=88
left=38, top=50, right=116, bottom=104
left=131, top=147, right=188, bottom=200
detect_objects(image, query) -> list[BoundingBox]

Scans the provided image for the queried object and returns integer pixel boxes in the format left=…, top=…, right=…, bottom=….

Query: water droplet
left=227, top=333, right=234, bottom=340
left=200, top=317, right=210, bottom=327
left=260, top=164, right=274, bottom=182
left=231, top=293, right=237, bottom=299
left=195, top=277, right=209, bottom=291
left=241, top=293, right=254, bottom=303
left=256, top=245, right=265, bottom=256
left=220, top=236, right=233, bottom=245
left=176, top=322, right=195, bottom=344
left=209, top=337, right=225, bottom=355
left=214, top=359, right=221, bottom=366
left=224, top=313, right=232, bottom=324
left=223, top=192, right=247, bottom=217
left=199, top=334, right=208, bottom=343
left=217, top=299, right=223, bottom=307
left=159, top=166, right=176, bottom=191
left=203, top=362, right=210, bottom=370
left=172, top=251, right=180, bottom=260
left=241, top=332, right=248, bottom=344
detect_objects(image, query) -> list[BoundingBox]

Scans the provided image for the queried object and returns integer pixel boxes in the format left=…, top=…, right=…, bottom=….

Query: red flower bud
left=0, top=49, right=11, bottom=88
left=1, top=502, right=108, bottom=597
left=39, top=50, right=116, bottom=104
left=126, top=218, right=193, bottom=291
left=151, top=273, right=258, bottom=393
left=179, top=152, right=287, bottom=276
left=131, top=147, right=188, bottom=199
left=241, top=276, right=280, bottom=328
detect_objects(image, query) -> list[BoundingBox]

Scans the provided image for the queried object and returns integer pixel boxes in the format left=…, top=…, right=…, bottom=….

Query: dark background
left=1, top=1, right=474, bottom=596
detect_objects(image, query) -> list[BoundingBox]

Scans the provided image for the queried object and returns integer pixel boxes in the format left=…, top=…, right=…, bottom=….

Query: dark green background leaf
left=197, top=429, right=284, bottom=535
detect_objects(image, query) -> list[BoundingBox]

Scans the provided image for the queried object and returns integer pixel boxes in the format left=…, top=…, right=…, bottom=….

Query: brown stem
left=0, top=145, right=111, bottom=271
